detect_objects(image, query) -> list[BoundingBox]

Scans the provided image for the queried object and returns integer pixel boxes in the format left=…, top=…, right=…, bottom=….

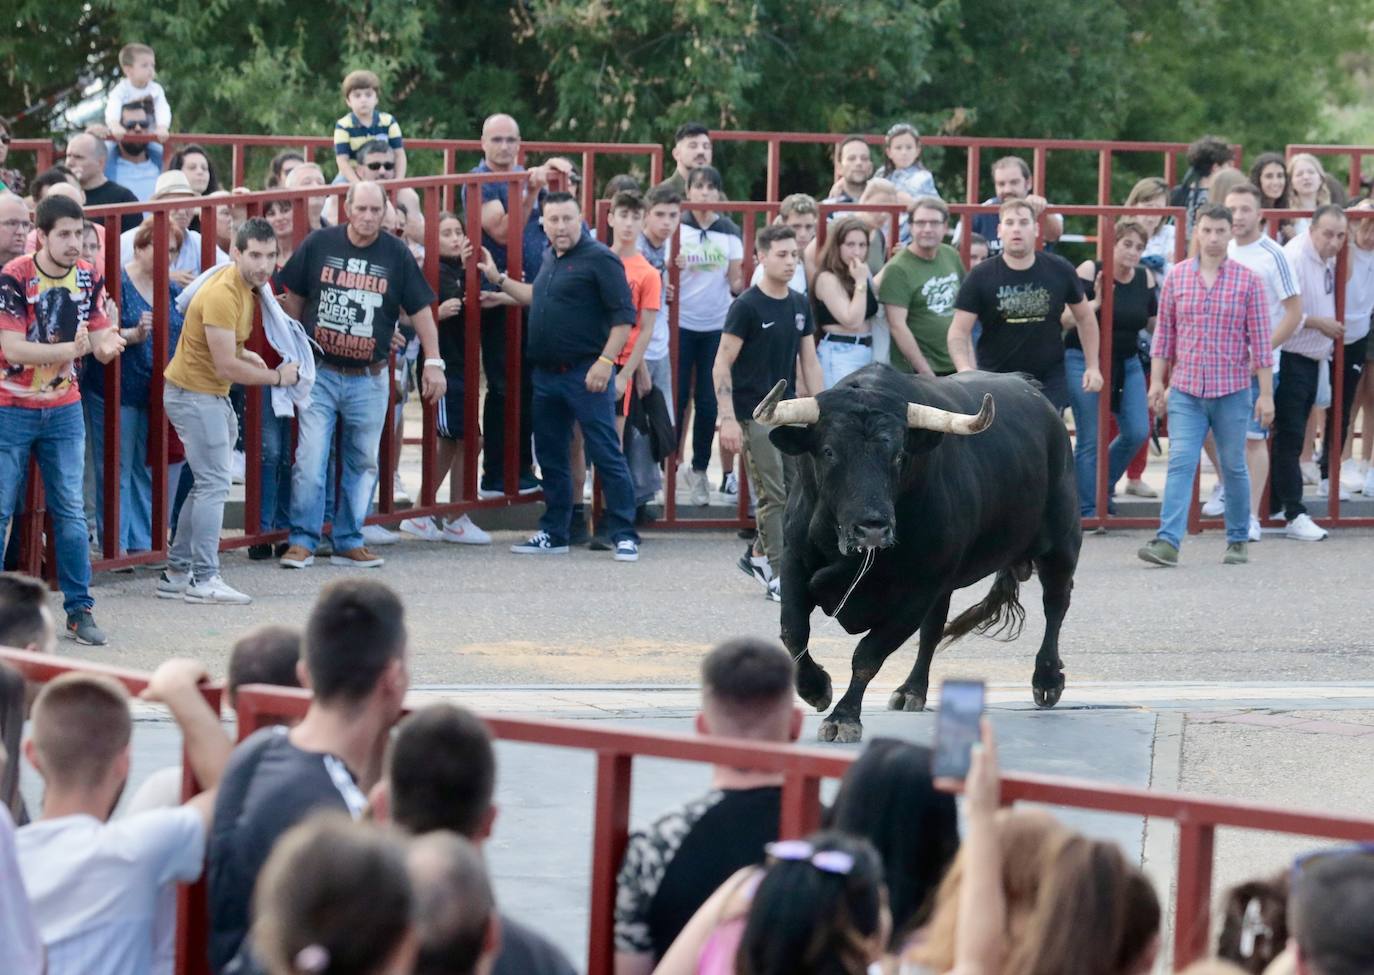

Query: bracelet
left=274, top=367, right=282, bottom=388
left=598, top=355, right=615, bottom=367
left=423, top=357, right=446, bottom=371
left=497, top=272, right=508, bottom=288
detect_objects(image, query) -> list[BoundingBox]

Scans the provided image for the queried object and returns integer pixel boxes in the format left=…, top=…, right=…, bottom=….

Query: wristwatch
left=424, top=358, right=446, bottom=371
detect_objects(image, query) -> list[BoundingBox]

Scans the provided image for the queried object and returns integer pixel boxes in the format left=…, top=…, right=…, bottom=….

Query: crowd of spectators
left=0, top=574, right=1369, bottom=975
left=1, top=41, right=1372, bottom=631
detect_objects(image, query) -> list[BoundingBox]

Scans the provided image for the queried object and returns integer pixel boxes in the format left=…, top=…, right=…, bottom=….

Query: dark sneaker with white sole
left=511, top=531, right=569, bottom=555
left=66, top=610, right=108, bottom=646
left=614, top=540, right=639, bottom=562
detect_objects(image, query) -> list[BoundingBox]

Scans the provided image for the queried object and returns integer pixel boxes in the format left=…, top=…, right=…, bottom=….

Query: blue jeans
left=258, top=388, right=293, bottom=532
left=1157, top=388, right=1251, bottom=547
left=532, top=364, right=639, bottom=545
left=1065, top=349, right=1148, bottom=517
left=0, top=402, right=93, bottom=614
left=86, top=395, right=153, bottom=551
left=817, top=335, right=874, bottom=389
left=675, top=329, right=721, bottom=473
left=288, top=366, right=389, bottom=553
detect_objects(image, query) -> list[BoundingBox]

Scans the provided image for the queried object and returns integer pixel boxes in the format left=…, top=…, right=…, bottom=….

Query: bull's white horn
left=753, top=380, right=819, bottom=425
left=907, top=393, right=995, bottom=435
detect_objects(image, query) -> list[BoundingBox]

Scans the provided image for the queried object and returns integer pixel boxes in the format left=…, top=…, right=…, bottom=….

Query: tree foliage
left=2, top=0, right=1370, bottom=196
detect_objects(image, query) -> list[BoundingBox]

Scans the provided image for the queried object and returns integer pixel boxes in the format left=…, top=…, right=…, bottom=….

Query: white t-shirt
left=104, top=78, right=173, bottom=131
left=0, top=805, right=42, bottom=975
left=1344, top=245, right=1374, bottom=344
left=1228, top=236, right=1300, bottom=335
left=749, top=260, right=807, bottom=296
left=17, top=807, right=206, bottom=975
left=677, top=221, right=743, bottom=332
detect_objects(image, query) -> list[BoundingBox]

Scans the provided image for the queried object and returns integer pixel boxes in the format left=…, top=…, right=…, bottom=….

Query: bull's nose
left=853, top=517, right=894, bottom=549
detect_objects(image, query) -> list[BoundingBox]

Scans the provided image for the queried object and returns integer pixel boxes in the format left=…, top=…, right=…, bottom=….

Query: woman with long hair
left=167, top=143, right=221, bottom=233
left=1063, top=220, right=1157, bottom=516
left=811, top=216, right=879, bottom=388
left=828, top=740, right=959, bottom=959
left=736, top=832, right=889, bottom=975
left=676, top=165, right=743, bottom=506
left=1287, top=153, right=1332, bottom=238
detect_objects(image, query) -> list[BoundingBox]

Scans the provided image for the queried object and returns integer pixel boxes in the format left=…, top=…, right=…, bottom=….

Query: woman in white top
left=811, top=216, right=878, bottom=388
left=676, top=165, right=743, bottom=504
left=1286, top=153, right=1332, bottom=238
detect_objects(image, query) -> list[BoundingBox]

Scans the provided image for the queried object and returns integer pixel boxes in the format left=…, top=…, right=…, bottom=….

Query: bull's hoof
left=798, top=668, right=833, bottom=712
left=818, top=717, right=864, bottom=743
left=887, top=688, right=927, bottom=712
left=1032, top=681, right=1065, bottom=709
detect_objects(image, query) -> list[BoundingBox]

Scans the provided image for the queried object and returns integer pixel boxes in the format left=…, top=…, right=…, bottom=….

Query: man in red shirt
left=0, top=195, right=126, bottom=644
left=1140, top=204, right=1273, bottom=568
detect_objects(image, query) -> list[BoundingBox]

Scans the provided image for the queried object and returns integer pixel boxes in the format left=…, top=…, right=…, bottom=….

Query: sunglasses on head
left=365, top=161, right=395, bottom=171
left=1291, top=842, right=1374, bottom=881
left=765, top=840, right=855, bottom=876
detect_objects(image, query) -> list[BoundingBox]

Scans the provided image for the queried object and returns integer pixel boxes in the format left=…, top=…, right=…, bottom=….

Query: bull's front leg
left=819, top=595, right=933, bottom=743
left=780, top=560, right=831, bottom=712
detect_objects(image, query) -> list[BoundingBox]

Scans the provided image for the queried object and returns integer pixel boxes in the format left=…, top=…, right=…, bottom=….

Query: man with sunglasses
left=101, top=99, right=163, bottom=202
left=1273, top=204, right=1348, bottom=540
left=1289, top=846, right=1374, bottom=975
left=357, top=141, right=397, bottom=180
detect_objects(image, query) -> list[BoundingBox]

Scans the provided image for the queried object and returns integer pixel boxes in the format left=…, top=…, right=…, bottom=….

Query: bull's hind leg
left=820, top=597, right=932, bottom=743
left=1030, top=544, right=1077, bottom=708
left=888, top=591, right=952, bottom=713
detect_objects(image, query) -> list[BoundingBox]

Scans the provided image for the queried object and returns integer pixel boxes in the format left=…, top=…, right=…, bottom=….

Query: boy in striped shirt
left=333, top=70, right=407, bottom=184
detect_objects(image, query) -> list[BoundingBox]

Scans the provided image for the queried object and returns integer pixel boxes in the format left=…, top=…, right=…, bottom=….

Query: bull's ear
left=904, top=429, right=944, bottom=455
left=769, top=425, right=814, bottom=455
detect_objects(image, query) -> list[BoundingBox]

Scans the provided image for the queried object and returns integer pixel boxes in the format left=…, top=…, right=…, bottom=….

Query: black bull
left=756, top=364, right=1081, bottom=743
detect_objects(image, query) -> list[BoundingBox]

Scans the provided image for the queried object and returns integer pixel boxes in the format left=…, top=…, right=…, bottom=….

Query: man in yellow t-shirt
left=159, top=218, right=299, bottom=605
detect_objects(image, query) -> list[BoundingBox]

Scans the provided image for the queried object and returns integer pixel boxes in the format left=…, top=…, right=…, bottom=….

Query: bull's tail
left=939, top=562, right=1029, bottom=649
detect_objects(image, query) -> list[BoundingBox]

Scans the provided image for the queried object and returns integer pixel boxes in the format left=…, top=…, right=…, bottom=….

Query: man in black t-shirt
left=949, top=198, right=1103, bottom=411
left=208, top=579, right=410, bottom=974
left=714, top=224, right=822, bottom=598
left=614, top=637, right=802, bottom=973
left=275, top=181, right=443, bottom=570
left=64, top=134, right=142, bottom=233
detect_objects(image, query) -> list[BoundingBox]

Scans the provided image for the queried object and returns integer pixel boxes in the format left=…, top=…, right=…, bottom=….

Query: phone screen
left=931, top=679, right=986, bottom=780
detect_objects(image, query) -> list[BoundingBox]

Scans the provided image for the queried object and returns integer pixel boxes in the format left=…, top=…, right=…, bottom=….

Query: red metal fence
left=707, top=131, right=1244, bottom=205
left=4, top=646, right=1372, bottom=975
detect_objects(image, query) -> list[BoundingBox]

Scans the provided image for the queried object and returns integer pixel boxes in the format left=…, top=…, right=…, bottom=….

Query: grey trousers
left=164, top=384, right=237, bottom=580
left=739, top=418, right=787, bottom=571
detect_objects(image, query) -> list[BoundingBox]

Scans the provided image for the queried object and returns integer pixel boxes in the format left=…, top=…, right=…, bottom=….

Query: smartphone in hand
left=931, top=679, right=986, bottom=780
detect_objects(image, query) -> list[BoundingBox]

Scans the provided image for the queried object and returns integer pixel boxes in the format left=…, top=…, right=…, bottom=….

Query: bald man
left=64, top=134, right=140, bottom=232
left=0, top=193, right=29, bottom=265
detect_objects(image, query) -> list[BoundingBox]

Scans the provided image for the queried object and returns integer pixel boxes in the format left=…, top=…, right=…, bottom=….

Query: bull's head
left=755, top=379, right=994, bottom=555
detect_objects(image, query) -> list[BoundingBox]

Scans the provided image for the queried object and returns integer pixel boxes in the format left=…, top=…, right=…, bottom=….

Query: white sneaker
left=684, top=468, right=709, bottom=507
left=184, top=575, right=252, bottom=604
left=1201, top=484, right=1226, bottom=517
left=1365, top=466, right=1374, bottom=498
left=1248, top=516, right=1262, bottom=543
left=766, top=577, right=781, bottom=602
left=393, top=474, right=411, bottom=505
left=230, top=450, right=246, bottom=485
left=1340, top=458, right=1366, bottom=493
left=361, top=524, right=401, bottom=546
left=1317, top=479, right=1352, bottom=501
left=399, top=516, right=444, bottom=542
left=441, top=513, right=491, bottom=545
left=1284, top=512, right=1328, bottom=541
left=722, top=471, right=739, bottom=496
left=1300, top=460, right=1320, bottom=486
left=156, top=568, right=191, bottom=599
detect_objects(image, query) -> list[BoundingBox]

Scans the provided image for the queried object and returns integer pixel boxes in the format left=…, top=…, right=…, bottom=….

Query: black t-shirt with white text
left=723, top=285, right=814, bottom=419
left=277, top=225, right=434, bottom=368
left=954, top=251, right=1084, bottom=380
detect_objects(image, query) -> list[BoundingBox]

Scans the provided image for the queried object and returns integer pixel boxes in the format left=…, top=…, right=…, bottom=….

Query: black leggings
left=675, top=329, right=722, bottom=473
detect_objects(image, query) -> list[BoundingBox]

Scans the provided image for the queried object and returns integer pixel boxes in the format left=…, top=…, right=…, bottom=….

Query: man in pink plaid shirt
left=1139, top=204, right=1274, bottom=567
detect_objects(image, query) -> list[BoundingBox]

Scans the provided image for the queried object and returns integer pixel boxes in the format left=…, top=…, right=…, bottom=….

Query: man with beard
left=663, top=122, right=713, bottom=196
left=102, top=99, right=162, bottom=202
left=0, top=195, right=126, bottom=645
left=948, top=198, right=1101, bottom=412
left=15, top=660, right=226, bottom=974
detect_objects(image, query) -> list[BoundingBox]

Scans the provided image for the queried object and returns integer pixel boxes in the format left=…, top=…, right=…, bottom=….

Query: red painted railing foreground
left=6, top=648, right=1371, bottom=975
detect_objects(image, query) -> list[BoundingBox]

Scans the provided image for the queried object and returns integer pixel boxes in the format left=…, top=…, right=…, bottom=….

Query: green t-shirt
left=878, top=244, right=965, bottom=375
